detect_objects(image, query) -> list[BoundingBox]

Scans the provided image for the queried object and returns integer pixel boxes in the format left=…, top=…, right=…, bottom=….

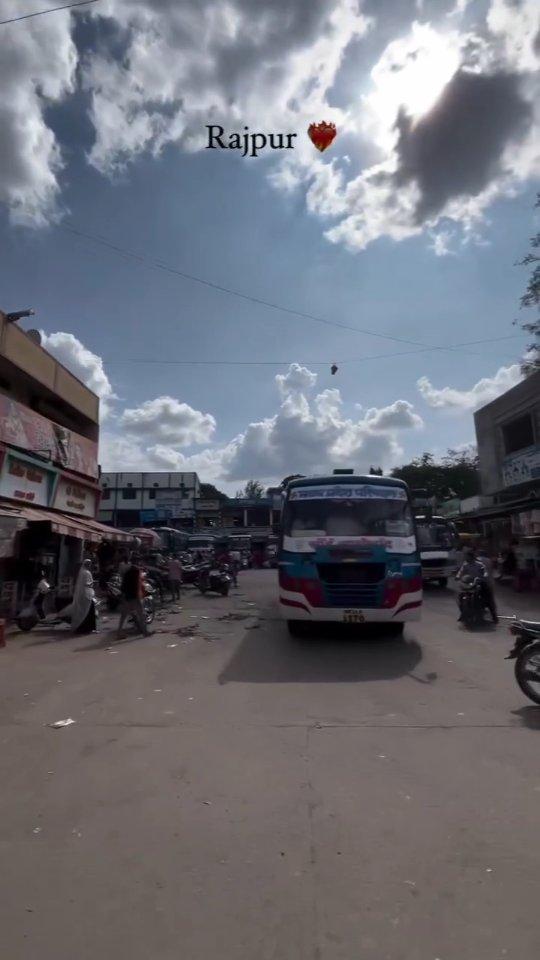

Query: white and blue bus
left=278, top=473, right=422, bottom=635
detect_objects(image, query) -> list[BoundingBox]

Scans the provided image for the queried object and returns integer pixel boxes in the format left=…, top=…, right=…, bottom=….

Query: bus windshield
left=284, top=497, right=414, bottom=539
left=416, top=522, right=456, bottom=549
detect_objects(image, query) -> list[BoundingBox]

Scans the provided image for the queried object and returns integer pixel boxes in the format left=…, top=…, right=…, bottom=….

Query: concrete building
left=0, top=310, right=124, bottom=613
left=220, top=497, right=281, bottom=532
left=473, top=368, right=540, bottom=570
left=99, top=472, right=200, bottom=529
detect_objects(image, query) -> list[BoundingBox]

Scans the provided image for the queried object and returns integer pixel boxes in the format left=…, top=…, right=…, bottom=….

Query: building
left=474, top=368, right=540, bottom=571
left=220, top=496, right=281, bottom=532
left=99, top=472, right=200, bottom=529
left=0, top=310, right=125, bottom=613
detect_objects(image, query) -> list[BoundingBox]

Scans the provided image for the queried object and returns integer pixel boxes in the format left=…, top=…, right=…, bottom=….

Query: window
left=284, top=497, right=414, bottom=538
left=101, top=489, right=110, bottom=501
left=123, top=488, right=137, bottom=500
left=148, top=489, right=156, bottom=500
left=502, top=414, right=534, bottom=456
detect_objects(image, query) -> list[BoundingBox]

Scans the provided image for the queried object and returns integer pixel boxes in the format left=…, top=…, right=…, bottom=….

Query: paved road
left=1, top=571, right=539, bottom=960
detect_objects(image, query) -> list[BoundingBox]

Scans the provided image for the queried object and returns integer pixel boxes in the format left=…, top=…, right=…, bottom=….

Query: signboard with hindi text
left=0, top=455, right=53, bottom=506
left=52, top=476, right=98, bottom=518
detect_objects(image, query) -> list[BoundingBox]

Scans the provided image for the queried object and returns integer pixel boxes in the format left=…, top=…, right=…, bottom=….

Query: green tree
left=391, top=448, right=479, bottom=501
left=515, top=193, right=540, bottom=375
left=235, top=479, right=265, bottom=499
left=369, top=466, right=383, bottom=476
left=199, top=482, right=228, bottom=501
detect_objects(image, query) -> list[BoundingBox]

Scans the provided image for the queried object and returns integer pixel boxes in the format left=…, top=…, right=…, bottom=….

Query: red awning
left=0, top=503, right=134, bottom=544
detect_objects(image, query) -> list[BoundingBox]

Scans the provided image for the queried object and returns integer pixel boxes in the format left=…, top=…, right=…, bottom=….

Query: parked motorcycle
left=196, top=563, right=232, bottom=597
left=180, top=554, right=200, bottom=586
left=458, top=576, right=486, bottom=628
left=504, top=616, right=540, bottom=705
left=16, top=581, right=74, bottom=632
left=106, top=573, right=156, bottom=624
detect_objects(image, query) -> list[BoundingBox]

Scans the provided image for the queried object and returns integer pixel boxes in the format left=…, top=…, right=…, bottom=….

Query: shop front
left=0, top=450, right=129, bottom=617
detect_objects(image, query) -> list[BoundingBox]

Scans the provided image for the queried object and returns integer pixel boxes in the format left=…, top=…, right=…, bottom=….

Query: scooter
left=16, top=586, right=84, bottom=632
left=504, top=615, right=540, bottom=705
left=196, top=563, right=232, bottom=597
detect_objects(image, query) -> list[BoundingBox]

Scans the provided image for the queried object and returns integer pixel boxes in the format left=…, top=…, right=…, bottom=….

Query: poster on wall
left=0, top=395, right=98, bottom=480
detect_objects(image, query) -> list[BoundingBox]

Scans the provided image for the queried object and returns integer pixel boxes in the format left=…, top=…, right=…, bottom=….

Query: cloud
left=84, top=0, right=369, bottom=174
left=120, top=396, right=216, bottom=445
left=417, top=363, right=523, bottom=410
left=222, top=364, right=424, bottom=481
left=0, top=5, right=76, bottom=225
left=40, top=331, right=116, bottom=419
left=2, top=0, right=537, bottom=255
left=100, top=362, right=425, bottom=486
left=394, top=69, right=532, bottom=222
left=276, top=362, right=318, bottom=398
left=363, top=400, right=424, bottom=431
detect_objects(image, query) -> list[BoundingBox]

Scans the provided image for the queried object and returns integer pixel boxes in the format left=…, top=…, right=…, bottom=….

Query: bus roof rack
left=333, top=469, right=354, bottom=475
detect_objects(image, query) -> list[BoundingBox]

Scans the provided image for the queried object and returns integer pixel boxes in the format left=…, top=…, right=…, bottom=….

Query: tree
left=369, top=466, right=383, bottom=476
left=515, top=193, right=540, bottom=375
left=199, top=482, right=228, bottom=502
left=235, top=479, right=265, bottom=499
left=391, top=448, right=479, bottom=501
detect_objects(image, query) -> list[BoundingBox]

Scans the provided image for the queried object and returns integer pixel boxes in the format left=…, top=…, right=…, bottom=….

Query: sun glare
left=366, top=24, right=461, bottom=151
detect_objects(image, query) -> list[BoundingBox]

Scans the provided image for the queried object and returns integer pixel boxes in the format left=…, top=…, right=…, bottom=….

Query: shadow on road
left=219, top=620, right=422, bottom=684
left=511, top=706, right=540, bottom=729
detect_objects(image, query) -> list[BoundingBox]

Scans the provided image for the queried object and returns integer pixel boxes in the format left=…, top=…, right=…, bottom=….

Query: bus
left=415, top=515, right=460, bottom=587
left=187, top=533, right=216, bottom=557
left=152, top=527, right=190, bottom=555
left=278, top=473, right=422, bottom=635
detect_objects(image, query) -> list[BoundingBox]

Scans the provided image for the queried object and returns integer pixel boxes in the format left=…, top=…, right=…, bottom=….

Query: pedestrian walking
left=167, top=555, right=182, bottom=601
left=35, top=570, right=50, bottom=620
left=117, top=561, right=152, bottom=639
left=62, top=559, right=97, bottom=634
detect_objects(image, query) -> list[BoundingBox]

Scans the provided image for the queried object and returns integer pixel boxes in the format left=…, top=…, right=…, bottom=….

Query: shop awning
left=459, top=498, right=540, bottom=522
left=78, top=517, right=134, bottom=544
left=0, top=504, right=134, bottom=544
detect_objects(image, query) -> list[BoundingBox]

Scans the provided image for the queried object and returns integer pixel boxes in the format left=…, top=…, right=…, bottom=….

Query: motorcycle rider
left=456, top=548, right=498, bottom=624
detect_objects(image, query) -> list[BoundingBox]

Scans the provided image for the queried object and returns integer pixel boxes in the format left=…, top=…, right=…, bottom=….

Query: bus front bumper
left=279, top=590, right=422, bottom=623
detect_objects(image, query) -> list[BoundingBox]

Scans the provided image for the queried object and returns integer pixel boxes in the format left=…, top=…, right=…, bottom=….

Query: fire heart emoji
left=308, top=121, right=337, bottom=153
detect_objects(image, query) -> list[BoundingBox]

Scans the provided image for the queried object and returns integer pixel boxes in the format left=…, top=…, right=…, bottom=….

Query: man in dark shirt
left=116, top=562, right=152, bottom=639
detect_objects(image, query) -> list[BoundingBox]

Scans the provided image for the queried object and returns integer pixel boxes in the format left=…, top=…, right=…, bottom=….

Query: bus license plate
left=343, top=609, right=365, bottom=623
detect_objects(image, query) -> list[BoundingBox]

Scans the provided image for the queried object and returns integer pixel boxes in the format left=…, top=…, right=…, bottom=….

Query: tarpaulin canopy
left=128, top=527, right=164, bottom=547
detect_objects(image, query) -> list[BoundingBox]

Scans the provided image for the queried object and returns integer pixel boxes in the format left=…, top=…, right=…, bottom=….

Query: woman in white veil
left=64, top=559, right=97, bottom=633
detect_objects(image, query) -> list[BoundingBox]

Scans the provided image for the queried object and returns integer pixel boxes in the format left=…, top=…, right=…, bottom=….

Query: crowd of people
left=25, top=542, right=253, bottom=638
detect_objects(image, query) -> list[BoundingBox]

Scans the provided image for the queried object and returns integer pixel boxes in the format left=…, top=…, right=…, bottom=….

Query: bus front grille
left=316, top=564, right=385, bottom=608
left=323, top=584, right=381, bottom=608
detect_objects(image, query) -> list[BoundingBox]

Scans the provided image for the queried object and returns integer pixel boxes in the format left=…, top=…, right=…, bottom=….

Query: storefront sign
left=0, top=456, right=52, bottom=506
left=154, top=490, right=194, bottom=519
left=0, top=395, right=98, bottom=480
left=53, top=476, right=98, bottom=518
left=197, top=499, right=220, bottom=511
left=502, top=447, right=540, bottom=488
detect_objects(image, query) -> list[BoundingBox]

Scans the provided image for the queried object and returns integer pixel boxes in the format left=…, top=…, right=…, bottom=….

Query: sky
left=1, top=0, right=539, bottom=493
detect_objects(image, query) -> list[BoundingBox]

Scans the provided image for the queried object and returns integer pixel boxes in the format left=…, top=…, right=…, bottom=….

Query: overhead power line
left=0, top=0, right=100, bottom=26
left=61, top=223, right=520, bottom=361
left=103, top=336, right=521, bottom=367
